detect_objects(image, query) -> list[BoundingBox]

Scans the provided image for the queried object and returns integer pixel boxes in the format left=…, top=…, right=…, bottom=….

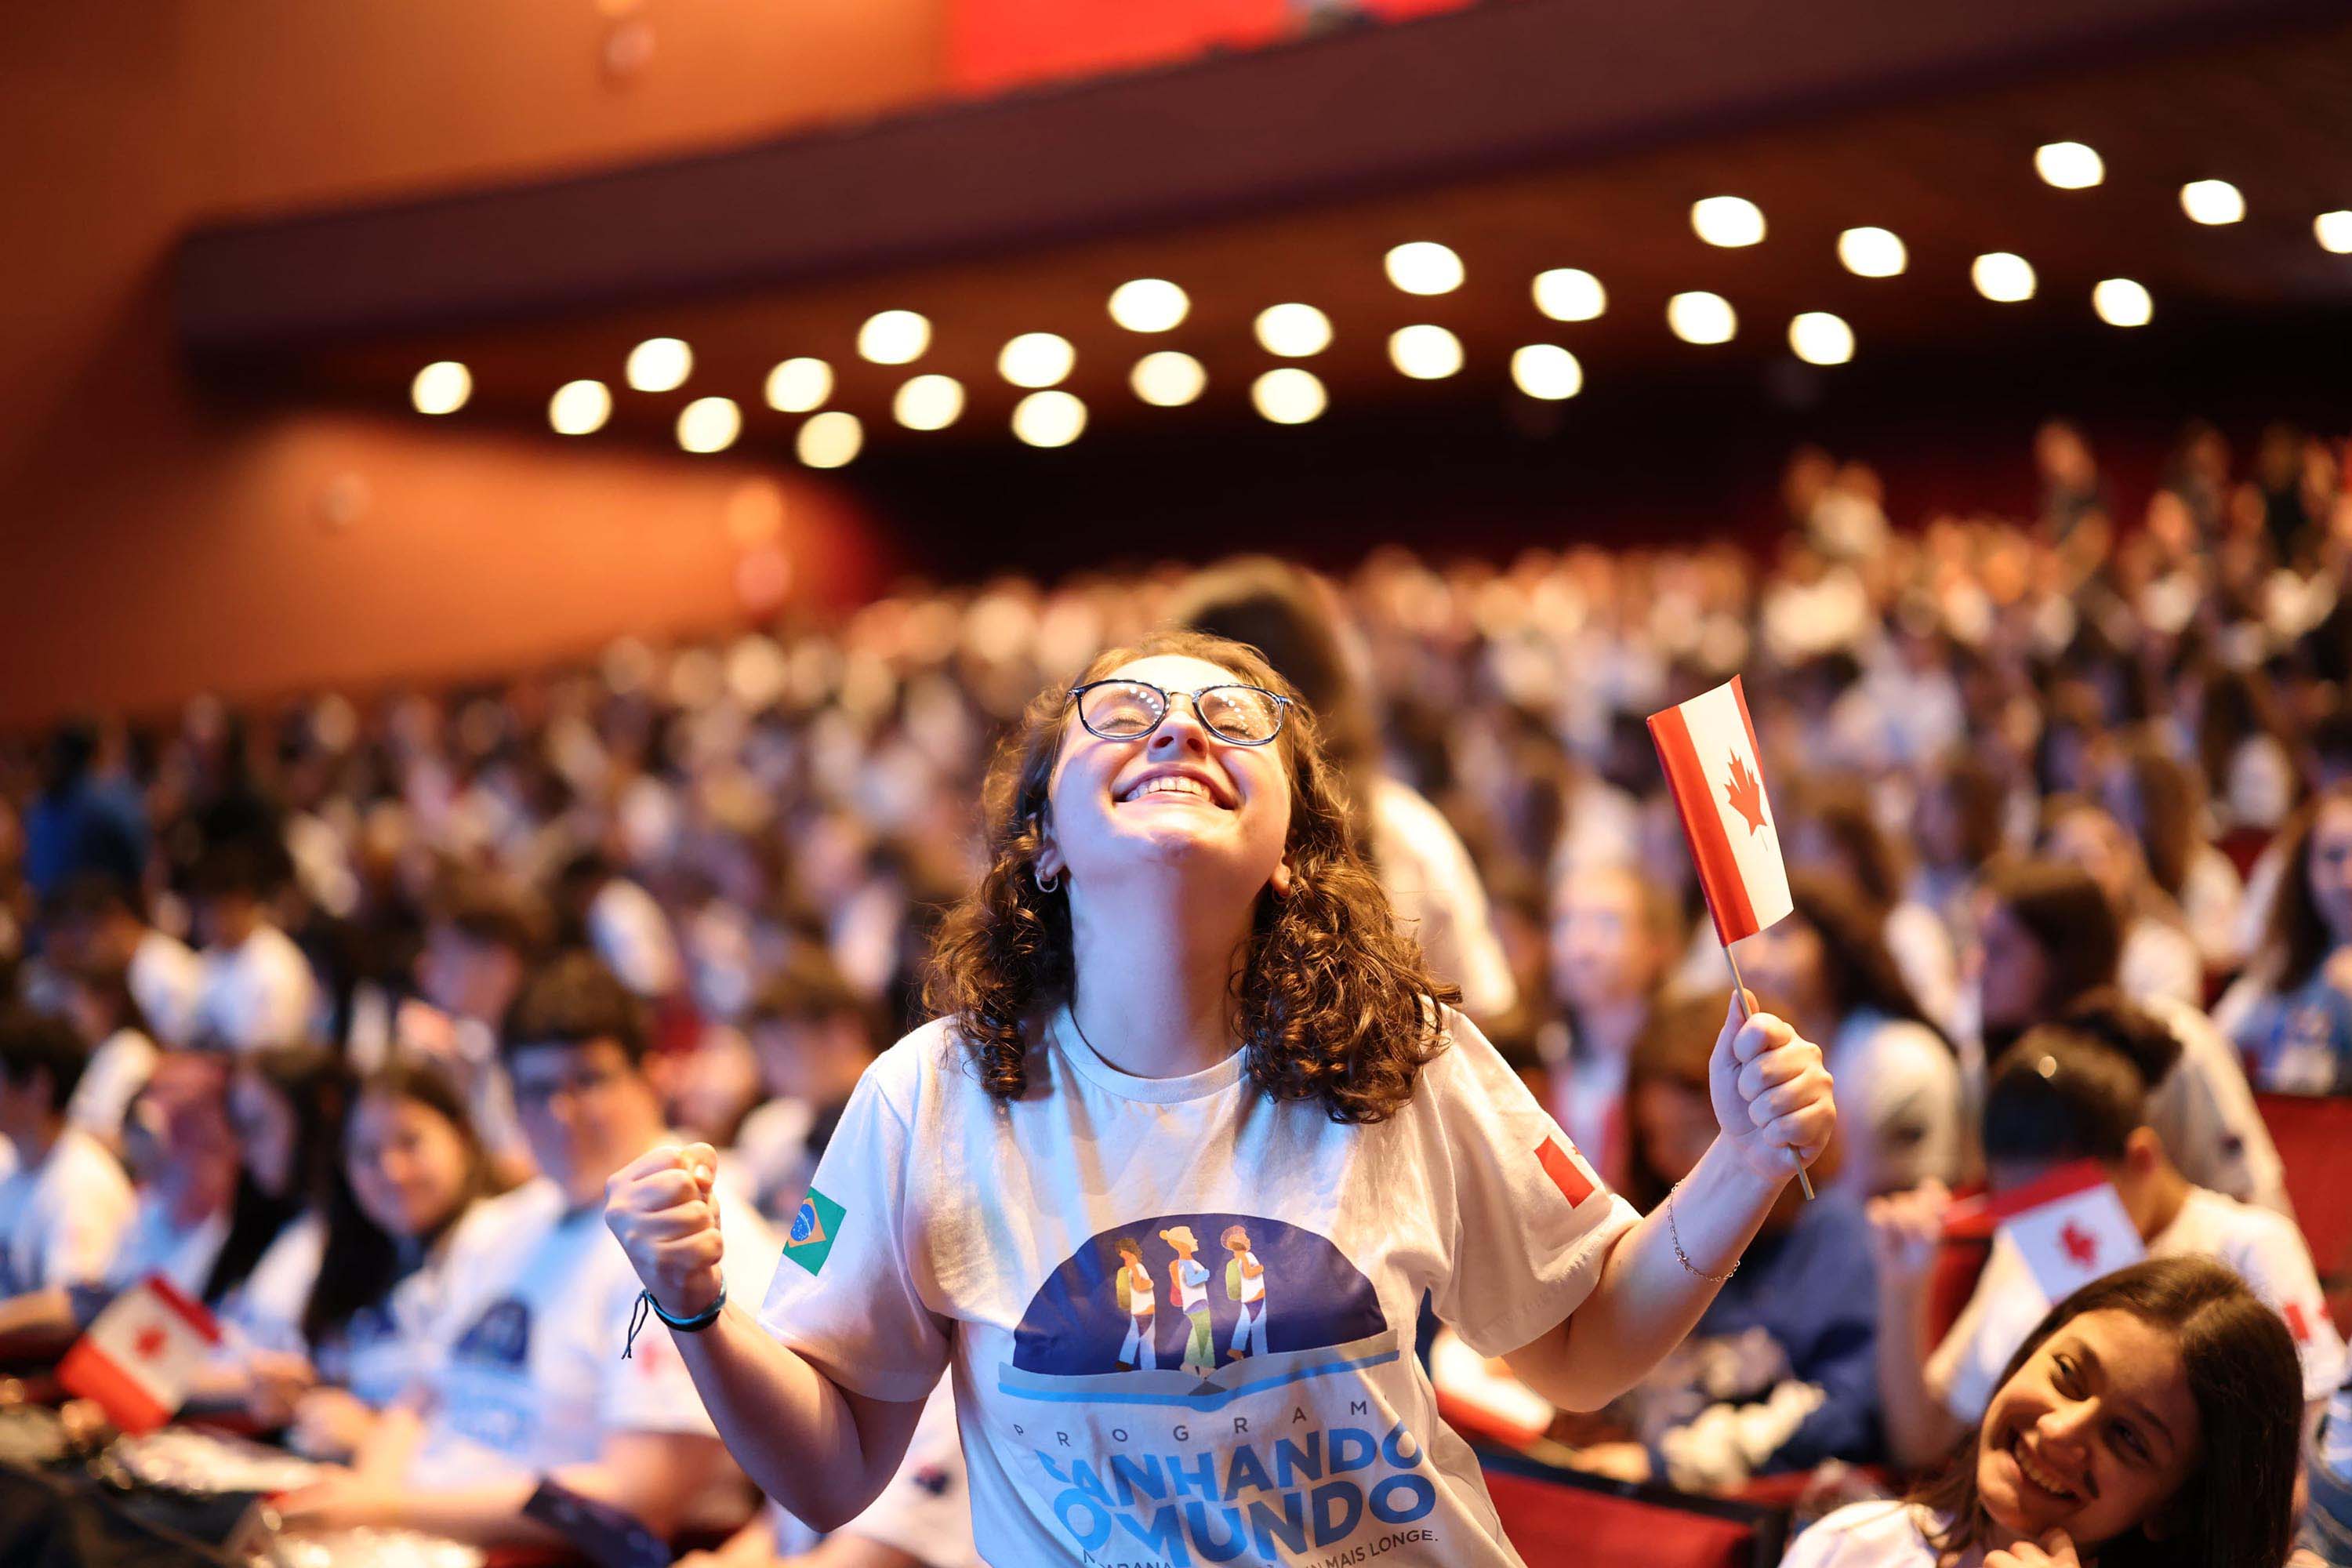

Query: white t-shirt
left=1369, top=779, right=1519, bottom=1022
left=1823, top=1012, right=1965, bottom=1201
left=66, top=1027, right=159, bottom=1144
left=195, top=924, right=318, bottom=1051
left=1782, top=1501, right=1980, bottom=1568
left=218, top=1209, right=327, bottom=1354
left=1930, top=1185, right=2347, bottom=1417
left=2141, top=996, right=2292, bottom=1219
left=405, top=1168, right=776, bottom=1488
left=0, top=1127, right=135, bottom=1295
left=130, top=928, right=205, bottom=1049
left=2118, top=916, right=2202, bottom=1010
left=731, top=1095, right=819, bottom=1224
left=759, top=1007, right=1639, bottom=1568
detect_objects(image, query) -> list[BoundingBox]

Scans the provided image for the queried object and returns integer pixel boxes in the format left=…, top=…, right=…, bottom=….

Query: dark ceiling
left=179, top=1, right=2352, bottom=484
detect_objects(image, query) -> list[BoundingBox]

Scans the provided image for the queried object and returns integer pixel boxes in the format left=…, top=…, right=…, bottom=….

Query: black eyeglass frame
left=1065, top=679, right=1293, bottom=746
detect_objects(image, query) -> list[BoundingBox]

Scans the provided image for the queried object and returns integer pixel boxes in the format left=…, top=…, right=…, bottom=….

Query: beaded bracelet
left=1665, top=1182, right=1737, bottom=1283
left=622, top=1284, right=727, bottom=1359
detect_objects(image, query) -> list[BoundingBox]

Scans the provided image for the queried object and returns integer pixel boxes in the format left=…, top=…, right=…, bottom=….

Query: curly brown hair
left=924, top=630, right=1457, bottom=1123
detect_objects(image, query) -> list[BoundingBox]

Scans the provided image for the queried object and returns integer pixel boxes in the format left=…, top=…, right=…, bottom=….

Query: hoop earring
left=1033, top=866, right=1062, bottom=895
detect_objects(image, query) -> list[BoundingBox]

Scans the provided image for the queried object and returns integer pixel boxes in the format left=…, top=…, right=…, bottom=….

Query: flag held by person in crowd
left=1647, top=676, right=1792, bottom=946
left=1988, top=1160, right=2147, bottom=1304
left=56, top=1275, right=222, bottom=1434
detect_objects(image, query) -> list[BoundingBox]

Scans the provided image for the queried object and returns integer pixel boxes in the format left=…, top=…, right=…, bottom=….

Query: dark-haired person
left=51, top=956, right=161, bottom=1149
left=733, top=946, right=881, bottom=1224
left=41, top=873, right=202, bottom=1051
left=2104, top=731, right=2253, bottom=972
left=604, top=633, right=1834, bottom=1566
left=102, top=1052, right=287, bottom=1306
left=1555, top=994, right=1880, bottom=1493
left=1871, top=1000, right=2342, bottom=1472
left=277, top=953, right=775, bottom=1550
left=1972, top=856, right=2291, bottom=1216
left=1738, top=870, right=1962, bottom=1200
left=283, top=1062, right=507, bottom=1460
left=2039, top=799, right=2201, bottom=1009
left=1790, top=1257, right=2303, bottom=1568
left=0, top=1005, right=135, bottom=1354
left=1167, top=557, right=1519, bottom=1021
left=1785, top=777, right=1960, bottom=1035
left=2216, top=781, right=2352, bottom=1094
left=1536, top=863, right=1684, bottom=1193
left=187, top=839, right=319, bottom=1052
left=400, top=874, right=549, bottom=1181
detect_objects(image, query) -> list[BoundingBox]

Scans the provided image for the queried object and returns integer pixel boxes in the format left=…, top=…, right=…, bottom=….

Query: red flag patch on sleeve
left=1536, top=1138, right=1598, bottom=1207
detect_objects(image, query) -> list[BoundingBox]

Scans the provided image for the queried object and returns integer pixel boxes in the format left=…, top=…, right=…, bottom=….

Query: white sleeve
left=2146, top=1000, right=2292, bottom=1218
left=1849, top=1023, right=1965, bottom=1196
left=757, top=1056, right=952, bottom=1403
left=220, top=1212, right=326, bottom=1353
left=66, top=1032, right=158, bottom=1143
left=2226, top=1209, right=2347, bottom=1402
left=41, top=1157, right=133, bottom=1291
left=1424, top=1012, right=1639, bottom=1357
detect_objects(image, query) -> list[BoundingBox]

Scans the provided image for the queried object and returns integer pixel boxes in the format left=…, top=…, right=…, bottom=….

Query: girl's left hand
left=1706, top=989, right=1835, bottom=1187
left=1987, top=1529, right=2081, bottom=1567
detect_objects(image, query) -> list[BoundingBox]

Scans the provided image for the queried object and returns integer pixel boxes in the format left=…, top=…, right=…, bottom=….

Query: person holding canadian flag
left=601, top=635, right=1836, bottom=1567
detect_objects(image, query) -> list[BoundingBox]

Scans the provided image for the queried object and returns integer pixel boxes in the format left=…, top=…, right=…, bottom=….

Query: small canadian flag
left=57, top=1275, right=222, bottom=1434
left=1647, top=677, right=1793, bottom=946
left=1990, top=1160, right=2147, bottom=1304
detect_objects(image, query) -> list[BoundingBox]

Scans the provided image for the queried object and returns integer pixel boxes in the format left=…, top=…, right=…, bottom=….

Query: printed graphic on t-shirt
left=1003, top=1212, right=1393, bottom=1411
left=998, top=1213, right=1446, bottom=1565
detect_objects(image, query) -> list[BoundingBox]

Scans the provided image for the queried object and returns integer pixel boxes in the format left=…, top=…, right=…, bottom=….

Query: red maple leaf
left=1723, top=752, right=1769, bottom=835
left=132, top=1326, right=168, bottom=1361
left=2059, top=1221, right=2098, bottom=1269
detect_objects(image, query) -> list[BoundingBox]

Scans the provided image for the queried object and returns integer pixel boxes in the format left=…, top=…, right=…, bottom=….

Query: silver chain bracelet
left=1666, top=1181, right=1737, bottom=1283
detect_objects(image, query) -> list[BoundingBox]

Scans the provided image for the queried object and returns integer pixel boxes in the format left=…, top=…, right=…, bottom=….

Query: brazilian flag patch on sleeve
left=782, top=1187, right=845, bottom=1276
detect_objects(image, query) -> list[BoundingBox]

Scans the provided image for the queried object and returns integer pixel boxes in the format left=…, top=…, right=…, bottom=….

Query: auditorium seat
left=1483, top=1455, right=1790, bottom=1568
left=2255, top=1091, right=2352, bottom=1333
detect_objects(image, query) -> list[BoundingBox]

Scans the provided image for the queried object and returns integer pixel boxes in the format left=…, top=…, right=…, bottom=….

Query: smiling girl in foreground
left=1785, top=1254, right=2302, bottom=1568
left=605, top=633, right=1835, bottom=1566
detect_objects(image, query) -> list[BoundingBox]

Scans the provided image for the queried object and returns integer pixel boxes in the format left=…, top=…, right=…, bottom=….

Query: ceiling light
left=1690, top=196, right=1766, bottom=248
left=1130, top=351, right=1206, bottom=407
left=1385, top=241, right=1465, bottom=296
left=548, top=379, right=612, bottom=435
left=1254, top=303, right=1332, bottom=357
left=2180, top=180, right=2245, bottom=225
left=411, top=361, right=471, bottom=415
left=2318, top=211, right=2352, bottom=254
left=857, top=310, right=931, bottom=365
left=1388, top=325, right=1463, bottom=379
left=893, top=374, right=965, bottom=430
left=1788, top=312, right=1855, bottom=365
left=1107, top=278, right=1189, bottom=332
left=764, top=358, right=832, bottom=413
left=1510, top=344, right=1582, bottom=400
left=1972, top=252, right=2037, bottom=303
left=625, top=337, right=692, bottom=393
left=1837, top=227, right=1907, bottom=278
left=1011, top=390, right=1087, bottom=447
left=796, top=412, right=862, bottom=468
left=998, top=332, right=1076, bottom=388
left=676, top=397, right=741, bottom=454
left=1666, top=291, right=1737, bottom=344
left=1532, top=268, right=1606, bottom=322
left=1251, top=368, right=1326, bottom=424
left=2092, top=278, right=2152, bottom=327
left=2034, top=141, right=2104, bottom=189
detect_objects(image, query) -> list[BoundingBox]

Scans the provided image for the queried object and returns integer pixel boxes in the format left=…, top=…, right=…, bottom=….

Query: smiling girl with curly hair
left=605, top=630, right=1836, bottom=1566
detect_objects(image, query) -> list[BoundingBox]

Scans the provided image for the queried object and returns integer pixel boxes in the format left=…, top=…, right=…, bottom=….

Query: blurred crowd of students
left=0, top=415, right=2349, bottom=1563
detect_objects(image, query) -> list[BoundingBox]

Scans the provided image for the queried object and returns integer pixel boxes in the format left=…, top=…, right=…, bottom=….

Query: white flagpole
left=1723, top=943, right=1815, bottom=1201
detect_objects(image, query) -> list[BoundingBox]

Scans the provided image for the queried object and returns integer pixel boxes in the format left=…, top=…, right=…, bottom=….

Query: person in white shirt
left=1169, top=557, right=1519, bottom=1022
left=187, top=843, right=318, bottom=1053
left=53, top=956, right=160, bottom=1149
left=1538, top=863, right=1685, bottom=1194
left=732, top=947, right=882, bottom=1225
left=42, top=873, right=204, bottom=1051
left=603, top=632, right=1835, bottom=1567
left=1871, top=1003, right=2344, bottom=1474
left=0, top=1005, right=136, bottom=1357
left=278, top=953, right=775, bottom=1552
left=1788, top=1256, right=2302, bottom=1568
left=2039, top=801, right=2201, bottom=1010
left=1737, top=871, right=1963, bottom=1200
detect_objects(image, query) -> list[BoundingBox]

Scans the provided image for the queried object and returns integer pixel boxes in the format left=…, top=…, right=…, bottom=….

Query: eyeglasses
left=1067, top=679, right=1290, bottom=746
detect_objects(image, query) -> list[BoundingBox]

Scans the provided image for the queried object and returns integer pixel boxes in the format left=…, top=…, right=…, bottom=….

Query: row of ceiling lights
left=405, top=139, right=2352, bottom=455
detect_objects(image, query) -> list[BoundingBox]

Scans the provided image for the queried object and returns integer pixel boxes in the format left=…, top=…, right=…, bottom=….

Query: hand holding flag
left=1707, top=988, right=1836, bottom=1191
left=1650, top=676, right=1828, bottom=1197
